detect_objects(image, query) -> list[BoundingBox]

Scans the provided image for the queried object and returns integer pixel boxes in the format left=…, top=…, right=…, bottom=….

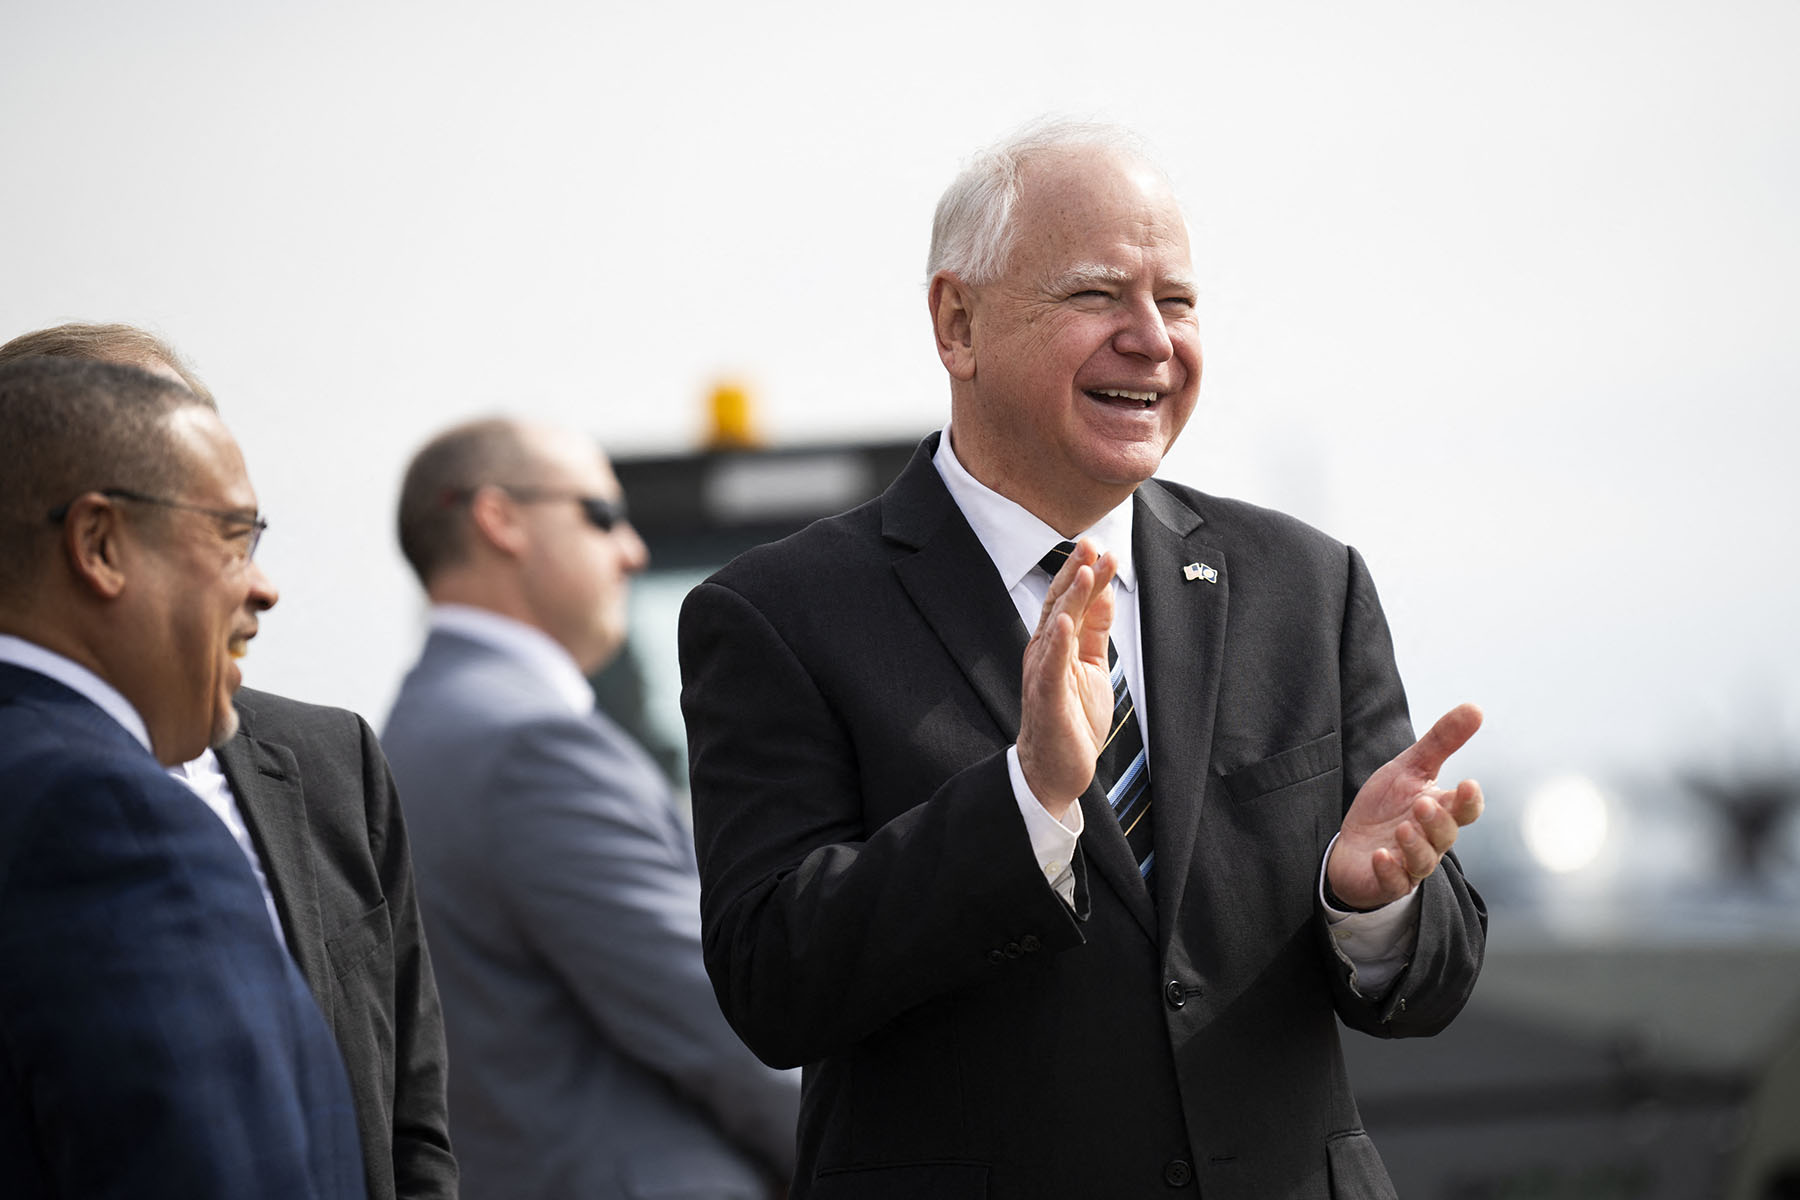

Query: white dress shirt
left=168, top=750, right=287, bottom=945
left=931, top=429, right=1419, bottom=994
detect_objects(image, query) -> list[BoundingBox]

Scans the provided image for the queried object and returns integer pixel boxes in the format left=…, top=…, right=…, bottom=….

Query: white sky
left=4, top=0, right=1796, bottom=797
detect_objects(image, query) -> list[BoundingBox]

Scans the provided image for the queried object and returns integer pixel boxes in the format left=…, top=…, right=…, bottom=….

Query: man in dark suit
left=383, top=418, right=800, bottom=1199
left=0, top=324, right=457, bottom=1200
left=0, top=355, right=366, bottom=1197
left=678, top=122, right=1488, bottom=1199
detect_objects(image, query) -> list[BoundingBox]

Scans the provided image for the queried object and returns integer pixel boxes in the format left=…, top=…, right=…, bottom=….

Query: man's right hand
left=1017, top=539, right=1117, bottom=821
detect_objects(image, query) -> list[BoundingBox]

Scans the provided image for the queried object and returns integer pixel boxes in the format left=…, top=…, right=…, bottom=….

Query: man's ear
left=467, top=485, right=529, bottom=558
left=62, top=494, right=129, bottom=600
left=929, top=271, right=978, bottom=382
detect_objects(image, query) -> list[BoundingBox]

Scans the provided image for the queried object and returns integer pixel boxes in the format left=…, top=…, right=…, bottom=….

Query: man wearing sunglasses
left=0, top=355, right=366, bottom=1197
left=0, top=323, right=456, bottom=1200
left=383, top=418, right=800, bottom=1200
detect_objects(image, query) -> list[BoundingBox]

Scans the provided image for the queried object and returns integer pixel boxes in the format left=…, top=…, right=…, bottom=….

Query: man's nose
left=1113, top=296, right=1175, bottom=362
left=246, top=559, right=279, bottom=611
left=616, top=522, right=650, bottom=574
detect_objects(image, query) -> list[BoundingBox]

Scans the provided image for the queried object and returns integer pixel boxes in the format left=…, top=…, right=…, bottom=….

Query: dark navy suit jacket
left=0, top=663, right=367, bottom=1198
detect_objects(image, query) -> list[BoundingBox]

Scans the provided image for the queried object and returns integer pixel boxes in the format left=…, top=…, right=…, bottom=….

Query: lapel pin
left=1183, top=562, right=1218, bottom=584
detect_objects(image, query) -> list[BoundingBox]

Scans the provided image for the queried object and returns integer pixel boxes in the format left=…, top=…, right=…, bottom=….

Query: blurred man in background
left=384, top=417, right=799, bottom=1200
left=0, top=324, right=457, bottom=1200
left=0, top=355, right=365, bottom=1198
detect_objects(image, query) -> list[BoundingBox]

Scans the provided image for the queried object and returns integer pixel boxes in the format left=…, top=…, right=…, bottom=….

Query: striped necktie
left=1038, top=541, right=1155, bottom=883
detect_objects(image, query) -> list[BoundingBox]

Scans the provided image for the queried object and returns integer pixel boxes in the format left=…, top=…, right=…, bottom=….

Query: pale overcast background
left=4, top=1, right=1796, bottom=828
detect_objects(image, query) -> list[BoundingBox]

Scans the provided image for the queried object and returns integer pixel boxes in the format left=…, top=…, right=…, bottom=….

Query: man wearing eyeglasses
left=0, top=323, right=456, bottom=1200
left=382, top=417, right=800, bottom=1200
left=0, top=355, right=366, bottom=1197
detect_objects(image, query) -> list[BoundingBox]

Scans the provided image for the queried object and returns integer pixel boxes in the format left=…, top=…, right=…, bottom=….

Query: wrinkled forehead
left=1010, top=148, right=1194, bottom=271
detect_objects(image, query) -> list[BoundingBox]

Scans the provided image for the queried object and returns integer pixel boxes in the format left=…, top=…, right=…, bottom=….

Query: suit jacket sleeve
left=1319, top=545, right=1486, bottom=1038
left=483, top=715, right=801, bottom=1178
left=679, top=577, right=1085, bottom=1070
left=352, top=714, right=458, bottom=1200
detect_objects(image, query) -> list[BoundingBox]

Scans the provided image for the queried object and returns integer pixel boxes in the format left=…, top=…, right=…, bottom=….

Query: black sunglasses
left=442, top=486, right=627, bottom=532
left=48, top=487, right=268, bottom=559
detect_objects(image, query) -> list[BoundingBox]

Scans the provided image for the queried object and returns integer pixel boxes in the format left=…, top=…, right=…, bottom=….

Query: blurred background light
left=1523, top=773, right=1611, bottom=875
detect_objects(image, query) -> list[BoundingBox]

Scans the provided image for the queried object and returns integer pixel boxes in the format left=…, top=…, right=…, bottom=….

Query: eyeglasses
left=442, top=486, right=628, bottom=532
left=48, top=487, right=268, bottom=560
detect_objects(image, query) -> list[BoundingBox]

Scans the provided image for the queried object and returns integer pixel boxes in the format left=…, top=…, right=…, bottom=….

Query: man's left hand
left=1326, top=703, right=1485, bottom=911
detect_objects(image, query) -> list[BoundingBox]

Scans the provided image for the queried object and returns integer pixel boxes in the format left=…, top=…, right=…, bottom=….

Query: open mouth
left=227, top=634, right=253, bottom=660
left=1088, top=387, right=1160, bottom=409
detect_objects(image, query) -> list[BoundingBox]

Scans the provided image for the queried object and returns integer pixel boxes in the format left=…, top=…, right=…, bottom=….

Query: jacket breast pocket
left=320, top=899, right=395, bottom=1072
left=324, top=898, right=391, bottom=983
left=1216, top=730, right=1341, bottom=804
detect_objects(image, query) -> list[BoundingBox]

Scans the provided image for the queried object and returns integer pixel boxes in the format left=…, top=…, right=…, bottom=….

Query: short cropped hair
left=397, top=418, right=542, bottom=587
left=926, top=119, right=1163, bottom=286
left=0, top=356, right=208, bottom=598
left=0, top=323, right=215, bottom=407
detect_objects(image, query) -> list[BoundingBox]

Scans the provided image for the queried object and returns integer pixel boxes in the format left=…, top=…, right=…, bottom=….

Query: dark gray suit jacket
left=678, top=435, right=1487, bottom=1200
left=382, top=629, right=800, bottom=1200
left=219, top=688, right=456, bottom=1200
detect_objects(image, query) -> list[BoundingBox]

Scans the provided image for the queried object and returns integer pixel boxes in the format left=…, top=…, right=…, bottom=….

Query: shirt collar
left=0, top=634, right=154, bottom=753
left=428, top=605, right=596, bottom=716
left=932, top=426, right=1136, bottom=593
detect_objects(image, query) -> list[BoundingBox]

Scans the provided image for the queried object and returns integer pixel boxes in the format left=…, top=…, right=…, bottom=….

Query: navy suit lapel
left=215, top=709, right=329, bottom=1009
left=1134, top=481, right=1229, bottom=939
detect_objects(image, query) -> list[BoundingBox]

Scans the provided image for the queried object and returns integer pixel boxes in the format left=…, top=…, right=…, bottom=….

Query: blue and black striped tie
left=1038, top=541, right=1155, bottom=883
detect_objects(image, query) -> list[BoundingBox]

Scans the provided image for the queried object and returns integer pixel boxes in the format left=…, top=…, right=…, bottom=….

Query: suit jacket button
left=987, top=949, right=1005, bottom=964
left=1164, top=979, right=1186, bottom=1009
left=1020, top=935, right=1041, bottom=952
left=1003, top=941, right=1023, bottom=958
left=1163, top=1158, right=1193, bottom=1187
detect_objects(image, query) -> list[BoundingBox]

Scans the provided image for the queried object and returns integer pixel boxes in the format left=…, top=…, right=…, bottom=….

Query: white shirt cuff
left=1007, top=745, right=1083, bottom=905
left=1319, top=832, right=1421, bottom=997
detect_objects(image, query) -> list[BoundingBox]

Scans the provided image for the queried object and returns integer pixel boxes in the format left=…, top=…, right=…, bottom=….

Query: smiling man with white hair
left=680, top=119, right=1489, bottom=1199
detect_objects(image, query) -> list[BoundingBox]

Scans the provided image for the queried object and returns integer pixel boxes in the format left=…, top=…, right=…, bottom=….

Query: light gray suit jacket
left=381, top=628, right=799, bottom=1200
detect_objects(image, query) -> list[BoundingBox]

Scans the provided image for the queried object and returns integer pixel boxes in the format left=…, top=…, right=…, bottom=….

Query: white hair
left=926, top=118, right=1169, bottom=286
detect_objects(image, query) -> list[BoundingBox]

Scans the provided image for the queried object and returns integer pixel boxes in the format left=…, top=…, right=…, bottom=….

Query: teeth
left=228, top=642, right=248, bottom=660
left=1093, top=388, right=1159, bottom=406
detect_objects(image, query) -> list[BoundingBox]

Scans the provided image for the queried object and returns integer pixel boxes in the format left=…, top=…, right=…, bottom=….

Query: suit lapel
left=881, top=439, right=1160, bottom=942
left=885, top=439, right=1030, bottom=740
left=215, top=711, right=330, bottom=1012
left=1134, top=482, right=1229, bottom=940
